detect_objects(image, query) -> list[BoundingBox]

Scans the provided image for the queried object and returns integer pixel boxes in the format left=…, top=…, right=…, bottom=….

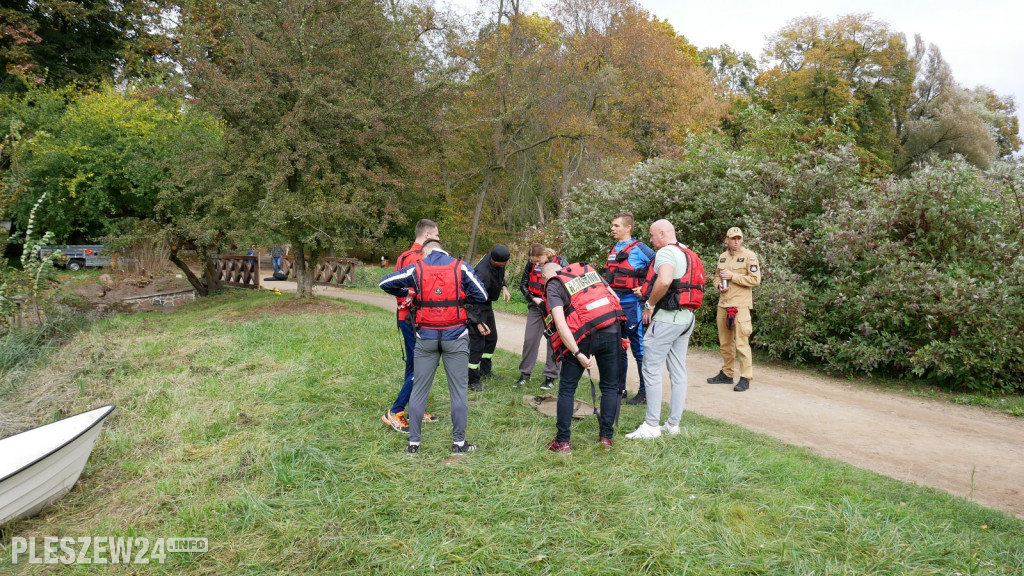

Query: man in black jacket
left=468, top=244, right=511, bottom=391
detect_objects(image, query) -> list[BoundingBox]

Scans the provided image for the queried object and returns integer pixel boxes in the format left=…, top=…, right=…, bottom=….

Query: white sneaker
left=625, top=422, right=662, bottom=439
left=660, top=422, right=680, bottom=435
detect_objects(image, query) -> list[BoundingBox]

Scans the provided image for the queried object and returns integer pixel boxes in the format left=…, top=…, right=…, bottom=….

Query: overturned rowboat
left=0, top=405, right=115, bottom=526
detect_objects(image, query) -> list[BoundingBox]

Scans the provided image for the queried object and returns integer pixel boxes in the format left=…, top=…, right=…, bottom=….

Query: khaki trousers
left=716, top=306, right=753, bottom=380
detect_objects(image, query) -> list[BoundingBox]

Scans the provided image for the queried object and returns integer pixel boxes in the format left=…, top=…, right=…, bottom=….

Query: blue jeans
left=272, top=256, right=282, bottom=273
left=556, top=330, right=621, bottom=443
left=618, top=299, right=646, bottom=393
left=390, top=319, right=416, bottom=414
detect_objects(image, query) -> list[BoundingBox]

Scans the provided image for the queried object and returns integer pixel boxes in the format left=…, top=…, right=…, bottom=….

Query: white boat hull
left=0, top=405, right=115, bottom=526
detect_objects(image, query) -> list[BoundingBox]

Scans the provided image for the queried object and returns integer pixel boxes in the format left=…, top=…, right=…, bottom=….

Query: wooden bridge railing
left=210, top=255, right=260, bottom=289
left=278, top=256, right=357, bottom=287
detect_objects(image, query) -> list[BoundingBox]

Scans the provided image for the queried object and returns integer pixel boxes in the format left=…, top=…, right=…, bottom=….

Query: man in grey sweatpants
left=626, top=219, right=696, bottom=439
left=409, top=336, right=471, bottom=446
left=379, top=240, right=488, bottom=454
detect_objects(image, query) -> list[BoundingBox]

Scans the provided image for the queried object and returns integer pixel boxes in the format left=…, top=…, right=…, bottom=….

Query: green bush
left=560, top=111, right=1024, bottom=393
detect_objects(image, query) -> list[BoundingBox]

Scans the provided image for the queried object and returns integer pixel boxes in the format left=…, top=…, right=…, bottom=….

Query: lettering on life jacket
left=547, top=263, right=625, bottom=361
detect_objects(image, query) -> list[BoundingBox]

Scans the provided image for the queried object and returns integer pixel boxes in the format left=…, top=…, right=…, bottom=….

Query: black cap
left=490, top=244, right=511, bottom=262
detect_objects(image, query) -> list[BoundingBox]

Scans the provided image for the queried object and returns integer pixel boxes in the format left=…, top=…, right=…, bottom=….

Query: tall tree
left=446, top=0, right=725, bottom=260
left=898, top=38, right=1002, bottom=172
left=759, top=13, right=913, bottom=168
left=174, top=0, right=447, bottom=297
left=1, top=85, right=207, bottom=243
left=700, top=44, right=759, bottom=100
left=0, top=0, right=170, bottom=93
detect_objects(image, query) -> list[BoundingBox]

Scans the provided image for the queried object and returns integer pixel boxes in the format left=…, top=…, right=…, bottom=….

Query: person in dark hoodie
left=468, top=244, right=512, bottom=391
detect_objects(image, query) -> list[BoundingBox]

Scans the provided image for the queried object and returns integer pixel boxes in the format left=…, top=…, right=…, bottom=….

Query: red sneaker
left=547, top=439, right=571, bottom=453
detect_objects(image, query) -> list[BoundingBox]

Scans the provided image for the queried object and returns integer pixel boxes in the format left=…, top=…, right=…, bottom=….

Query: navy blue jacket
left=379, top=249, right=488, bottom=340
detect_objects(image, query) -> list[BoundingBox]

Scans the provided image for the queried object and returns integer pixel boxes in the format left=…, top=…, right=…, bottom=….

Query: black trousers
left=556, top=330, right=620, bottom=443
left=468, top=306, right=498, bottom=386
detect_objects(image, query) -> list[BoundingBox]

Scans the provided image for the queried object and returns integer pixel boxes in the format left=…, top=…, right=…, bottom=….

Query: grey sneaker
left=513, top=375, right=530, bottom=388
left=539, top=378, right=555, bottom=390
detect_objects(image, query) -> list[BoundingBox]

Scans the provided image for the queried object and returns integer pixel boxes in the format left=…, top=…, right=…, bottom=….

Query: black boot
left=706, top=370, right=734, bottom=384
left=625, top=391, right=647, bottom=405
left=733, top=377, right=750, bottom=392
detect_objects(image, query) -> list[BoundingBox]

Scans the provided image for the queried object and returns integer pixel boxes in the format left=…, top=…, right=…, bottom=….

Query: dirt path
left=264, top=281, right=1024, bottom=519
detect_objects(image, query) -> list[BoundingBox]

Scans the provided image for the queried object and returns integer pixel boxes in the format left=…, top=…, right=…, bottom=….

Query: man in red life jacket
left=379, top=239, right=489, bottom=455
left=515, top=244, right=569, bottom=390
left=382, top=219, right=441, bottom=434
left=605, top=212, right=655, bottom=406
left=627, top=219, right=700, bottom=439
left=543, top=261, right=624, bottom=453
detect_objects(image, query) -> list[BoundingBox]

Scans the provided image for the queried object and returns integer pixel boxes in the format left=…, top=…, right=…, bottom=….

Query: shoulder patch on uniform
left=737, top=257, right=745, bottom=262
left=749, top=265, right=758, bottom=273
left=719, top=258, right=726, bottom=263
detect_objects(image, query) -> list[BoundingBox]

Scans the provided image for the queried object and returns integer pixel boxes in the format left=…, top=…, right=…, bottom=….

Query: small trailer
left=38, top=245, right=112, bottom=271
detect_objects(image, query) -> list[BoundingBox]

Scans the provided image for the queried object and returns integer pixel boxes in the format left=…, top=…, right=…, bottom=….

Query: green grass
left=2, top=290, right=1022, bottom=574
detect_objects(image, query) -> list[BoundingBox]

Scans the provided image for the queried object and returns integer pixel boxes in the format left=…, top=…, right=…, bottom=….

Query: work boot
left=625, top=391, right=646, bottom=405
left=706, top=370, right=734, bottom=384
left=733, top=377, right=750, bottom=392
left=469, top=382, right=485, bottom=392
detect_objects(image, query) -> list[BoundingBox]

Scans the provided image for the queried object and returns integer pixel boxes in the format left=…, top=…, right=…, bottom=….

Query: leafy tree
left=2, top=85, right=204, bottom=243
left=174, top=0, right=448, bottom=297
left=972, top=88, right=1020, bottom=160
left=700, top=44, right=759, bottom=100
left=445, top=0, right=725, bottom=260
left=898, top=38, right=1002, bottom=172
left=0, top=0, right=171, bottom=93
left=758, top=13, right=913, bottom=168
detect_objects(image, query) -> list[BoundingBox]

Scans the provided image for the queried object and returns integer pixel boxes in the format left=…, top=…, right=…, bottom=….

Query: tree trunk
left=169, top=246, right=209, bottom=296
left=466, top=171, right=493, bottom=263
left=290, top=242, right=322, bottom=298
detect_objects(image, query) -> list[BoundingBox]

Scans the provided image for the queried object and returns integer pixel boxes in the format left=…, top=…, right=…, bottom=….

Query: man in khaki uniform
left=707, top=227, right=761, bottom=392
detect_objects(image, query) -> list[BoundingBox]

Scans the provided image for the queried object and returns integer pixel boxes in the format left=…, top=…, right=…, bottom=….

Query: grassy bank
left=1, top=290, right=1022, bottom=574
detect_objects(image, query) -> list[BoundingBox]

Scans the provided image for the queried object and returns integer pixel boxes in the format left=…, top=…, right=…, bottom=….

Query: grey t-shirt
left=651, top=244, right=696, bottom=326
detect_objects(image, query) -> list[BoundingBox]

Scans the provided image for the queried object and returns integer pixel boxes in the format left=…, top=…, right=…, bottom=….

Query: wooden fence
left=211, top=255, right=260, bottom=289
left=278, top=256, right=358, bottom=288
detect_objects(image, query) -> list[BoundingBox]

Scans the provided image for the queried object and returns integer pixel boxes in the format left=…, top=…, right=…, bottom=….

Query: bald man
left=626, top=219, right=698, bottom=439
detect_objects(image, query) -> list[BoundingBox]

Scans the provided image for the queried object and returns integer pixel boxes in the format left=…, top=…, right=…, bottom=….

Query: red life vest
left=640, top=243, right=705, bottom=311
left=526, top=255, right=560, bottom=298
left=547, top=263, right=625, bottom=361
left=412, top=259, right=468, bottom=329
left=394, top=245, right=424, bottom=321
left=605, top=240, right=648, bottom=291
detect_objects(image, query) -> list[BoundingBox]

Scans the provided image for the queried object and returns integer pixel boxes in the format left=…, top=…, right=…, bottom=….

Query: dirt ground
left=266, top=282, right=1024, bottom=520
left=61, top=270, right=193, bottom=303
